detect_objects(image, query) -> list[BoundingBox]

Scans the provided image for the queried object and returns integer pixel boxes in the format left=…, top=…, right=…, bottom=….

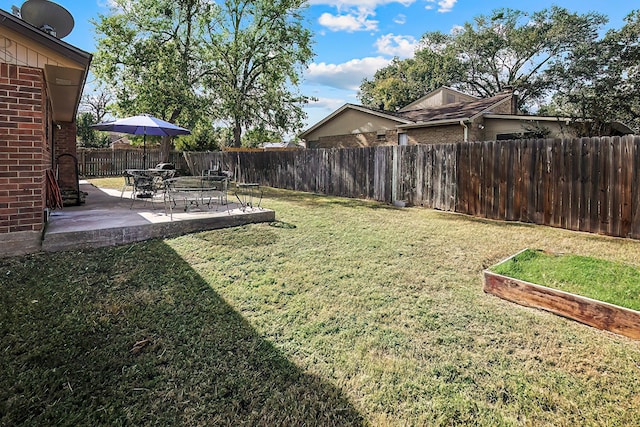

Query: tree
left=204, top=0, right=314, bottom=147
left=359, top=7, right=607, bottom=112
left=359, top=46, right=463, bottom=111
left=176, top=123, right=231, bottom=151
left=92, top=0, right=314, bottom=154
left=92, top=0, right=214, bottom=160
left=76, top=86, right=112, bottom=147
left=546, top=10, right=640, bottom=134
left=79, top=84, right=112, bottom=123
left=242, top=127, right=283, bottom=147
left=76, top=112, right=111, bottom=148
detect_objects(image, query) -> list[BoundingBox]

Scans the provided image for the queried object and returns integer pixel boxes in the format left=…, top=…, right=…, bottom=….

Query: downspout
left=460, top=120, right=468, bottom=142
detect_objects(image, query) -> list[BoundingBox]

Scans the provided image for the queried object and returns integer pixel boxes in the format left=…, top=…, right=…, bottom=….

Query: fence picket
left=75, top=137, right=640, bottom=240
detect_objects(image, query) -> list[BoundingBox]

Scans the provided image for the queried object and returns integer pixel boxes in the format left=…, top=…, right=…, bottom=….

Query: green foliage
left=242, top=127, right=283, bottom=148
left=359, top=49, right=463, bottom=111
left=176, top=123, right=231, bottom=151
left=92, top=0, right=214, bottom=160
left=492, top=249, right=640, bottom=310
left=443, top=7, right=606, bottom=107
left=359, top=7, right=607, bottom=112
left=92, top=0, right=210, bottom=128
left=546, top=10, right=640, bottom=134
left=204, top=0, right=314, bottom=146
left=520, top=121, right=553, bottom=139
left=76, top=112, right=111, bottom=148
left=93, top=0, right=313, bottom=150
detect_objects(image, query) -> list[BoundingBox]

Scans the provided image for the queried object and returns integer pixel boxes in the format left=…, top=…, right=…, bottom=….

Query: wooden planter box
left=484, top=251, right=640, bottom=340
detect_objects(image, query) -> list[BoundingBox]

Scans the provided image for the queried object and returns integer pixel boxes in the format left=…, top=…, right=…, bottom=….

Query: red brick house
left=0, top=8, right=91, bottom=256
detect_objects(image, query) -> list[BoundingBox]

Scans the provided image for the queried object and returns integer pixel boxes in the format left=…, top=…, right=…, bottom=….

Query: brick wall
left=312, top=130, right=398, bottom=149
left=54, top=122, right=78, bottom=190
left=0, top=63, right=46, bottom=255
left=492, top=98, right=516, bottom=114
left=310, top=122, right=495, bottom=148
left=407, top=124, right=464, bottom=145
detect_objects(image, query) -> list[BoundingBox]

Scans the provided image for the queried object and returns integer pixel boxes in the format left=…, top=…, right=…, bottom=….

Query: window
left=496, top=132, right=535, bottom=141
left=399, top=133, right=408, bottom=146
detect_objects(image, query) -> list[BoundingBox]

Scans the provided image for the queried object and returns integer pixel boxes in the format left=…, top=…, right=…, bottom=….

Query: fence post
left=392, top=145, right=398, bottom=203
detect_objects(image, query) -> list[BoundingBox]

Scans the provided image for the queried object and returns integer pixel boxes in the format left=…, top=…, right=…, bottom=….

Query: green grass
left=491, top=249, right=640, bottom=311
left=2, top=177, right=640, bottom=425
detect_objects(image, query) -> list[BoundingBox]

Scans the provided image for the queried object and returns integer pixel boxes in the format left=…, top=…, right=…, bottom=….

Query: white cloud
left=306, top=56, right=392, bottom=90
left=393, top=14, right=407, bottom=25
left=306, top=97, right=348, bottom=110
left=308, top=0, right=414, bottom=7
left=314, top=1, right=416, bottom=32
left=97, top=0, right=129, bottom=12
left=318, top=9, right=378, bottom=32
left=97, top=0, right=115, bottom=8
left=436, top=0, right=457, bottom=13
left=375, top=34, right=417, bottom=58
left=425, top=0, right=457, bottom=13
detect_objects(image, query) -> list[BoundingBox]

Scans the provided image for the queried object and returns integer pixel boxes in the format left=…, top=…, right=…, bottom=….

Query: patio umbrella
left=91, top=114, right=191, bottom=169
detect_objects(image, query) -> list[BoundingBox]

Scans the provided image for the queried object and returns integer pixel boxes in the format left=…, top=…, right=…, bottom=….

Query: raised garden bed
left=484, top=249, right=640, bottom=340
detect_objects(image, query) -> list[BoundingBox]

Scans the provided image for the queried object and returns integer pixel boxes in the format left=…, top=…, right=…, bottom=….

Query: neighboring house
left=300, top=86, right=633, bottom=149
left=262, top=142, right=302, bottom=150
left=110, top=135, right=132, bottom=150
left=0, top=7, right=92, bottom=255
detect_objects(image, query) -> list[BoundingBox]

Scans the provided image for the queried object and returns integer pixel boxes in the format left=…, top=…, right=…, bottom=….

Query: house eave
left=483, top=114, right=573, bottom=123
left=396, top=117, right=470, bottom=130
left=0, top=9, right=92, bottom=66
left=300, top=103, right=412, bottom=139
left=0, top=8, right=93, bottom=123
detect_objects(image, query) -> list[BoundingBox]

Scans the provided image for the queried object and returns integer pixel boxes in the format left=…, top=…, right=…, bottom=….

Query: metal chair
left=130, top=173, right=156, bottom=208
left=120, top=171, right=135, bottom=198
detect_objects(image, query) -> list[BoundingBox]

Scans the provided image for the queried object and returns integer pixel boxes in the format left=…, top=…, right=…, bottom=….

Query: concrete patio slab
left=41, top=181, right=275, bottom=253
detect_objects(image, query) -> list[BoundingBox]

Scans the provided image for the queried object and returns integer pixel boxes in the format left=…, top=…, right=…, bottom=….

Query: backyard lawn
left=2, top=178, right=640, bottom=425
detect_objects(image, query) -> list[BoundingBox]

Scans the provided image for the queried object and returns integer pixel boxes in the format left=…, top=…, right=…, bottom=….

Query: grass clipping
left=491, top=249, right=640, bottom=311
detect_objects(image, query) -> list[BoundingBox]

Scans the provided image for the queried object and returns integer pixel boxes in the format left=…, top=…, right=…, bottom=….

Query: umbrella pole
left=143, top=134, right=147, bottom=169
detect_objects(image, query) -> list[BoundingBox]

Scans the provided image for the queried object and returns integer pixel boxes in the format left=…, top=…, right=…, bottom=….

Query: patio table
left=163, top=176, right=229, bottom=219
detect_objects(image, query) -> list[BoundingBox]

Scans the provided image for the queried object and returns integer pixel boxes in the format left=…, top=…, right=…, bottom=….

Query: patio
left=42, top=181, right=275, bottom=253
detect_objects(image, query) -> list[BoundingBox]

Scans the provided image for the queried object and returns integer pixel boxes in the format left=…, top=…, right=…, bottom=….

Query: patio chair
left=120, top=171, right=135, bottom=198
left=130, top=173, right=157, bottom=208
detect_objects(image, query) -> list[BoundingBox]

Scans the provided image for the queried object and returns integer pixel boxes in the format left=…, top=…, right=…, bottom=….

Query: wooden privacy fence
left=456, top=136, right=640, bottom=238
left=184, top=135, right=640, bottom=239
left=77, top=149, right=189, bottom=177
left=184, top=144, right=457, bottom=210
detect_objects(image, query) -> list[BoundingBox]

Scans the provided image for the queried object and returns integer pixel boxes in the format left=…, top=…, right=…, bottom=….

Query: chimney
left=511, top=90, right=519, bottom=114
left=501, top=86, right=518, bottom=114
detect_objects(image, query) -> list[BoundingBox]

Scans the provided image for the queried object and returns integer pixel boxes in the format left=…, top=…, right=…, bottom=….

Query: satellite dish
left=20, top=0, right=74, bottom=39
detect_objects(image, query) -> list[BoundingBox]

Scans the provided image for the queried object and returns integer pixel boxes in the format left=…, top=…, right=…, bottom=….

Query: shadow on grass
left=0, top=241, right=364, bottom=426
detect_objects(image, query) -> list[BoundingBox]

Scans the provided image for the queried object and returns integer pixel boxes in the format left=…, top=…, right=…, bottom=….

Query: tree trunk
left=233, top=122, right=242, bottom=147
left=160, top=136, right=172, bottom=163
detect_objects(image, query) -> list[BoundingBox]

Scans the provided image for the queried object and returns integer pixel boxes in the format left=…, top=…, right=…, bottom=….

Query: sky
left=2, top=0, right=637, bottom=133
